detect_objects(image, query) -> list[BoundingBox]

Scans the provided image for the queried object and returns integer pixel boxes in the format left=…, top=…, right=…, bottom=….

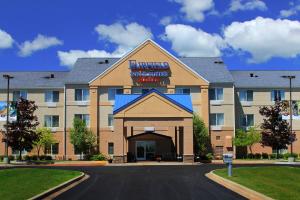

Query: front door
left=136, top=141, right=156, bottom=161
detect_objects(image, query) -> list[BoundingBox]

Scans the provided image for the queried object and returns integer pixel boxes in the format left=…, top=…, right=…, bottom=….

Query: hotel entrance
left=136, top=141, right=156, bottom=161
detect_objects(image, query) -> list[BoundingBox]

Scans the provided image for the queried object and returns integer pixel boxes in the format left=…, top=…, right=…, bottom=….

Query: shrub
left=0, top=155, right=4, bottom=161
left=39, top=155, right=46, bottom=160
left=45, top=156, right=52, bottom=160
left=283, top=153, right=298, bottom=160
left=24, top=155, right=31, bottom=161
left=247, top=153, right=254, bottom=159
left=269, top=154, right=276, bottom=159
left=90, top=153, right=107, bottom=161
left=8, top=155, right=14, bottom=161
left=278, top=154, right=283, bottom=159
left=262, top=153, right=269, bottom=159
left=206, top=153, right=213, bottom=161
left=31, top=155, right=38, bottom=160
left=254, top=153, right=261, bottom=159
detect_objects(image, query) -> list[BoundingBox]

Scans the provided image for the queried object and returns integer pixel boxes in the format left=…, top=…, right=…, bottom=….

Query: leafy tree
left=3, top=98, right=40, bottom=160
left=259, top=101, right=296, bottom=158
left=193, top=114, right=210, bottom=155
left=33, top=127, right=57, bottom=159
left=233, top=127, right=261, bottom=154
left=70, top=117, right=96, bottom=160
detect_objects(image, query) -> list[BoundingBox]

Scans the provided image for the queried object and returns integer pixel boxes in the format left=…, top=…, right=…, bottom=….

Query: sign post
left=223, top=153, right=233, bottom=177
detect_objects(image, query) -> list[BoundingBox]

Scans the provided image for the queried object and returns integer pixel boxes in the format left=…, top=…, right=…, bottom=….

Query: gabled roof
left=113, top=89, right=193, bottom=115
left=0, top=71, right=68, bottom=89
left=230, top=70, right=300, bottom=88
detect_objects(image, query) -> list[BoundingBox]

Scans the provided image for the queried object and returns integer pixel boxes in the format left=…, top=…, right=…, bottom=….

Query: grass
left=0, top=168, right=81, bottom=200
left=214, top=166, right=300, bottom=200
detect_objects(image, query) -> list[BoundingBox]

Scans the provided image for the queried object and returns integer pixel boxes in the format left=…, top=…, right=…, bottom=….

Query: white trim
left=88, top=39, right=210, bottom=84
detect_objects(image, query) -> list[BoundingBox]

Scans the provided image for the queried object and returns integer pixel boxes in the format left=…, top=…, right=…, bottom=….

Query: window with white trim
left=108, top=142, right=114, bottom=155
left=45, top=143, right=59, bottom=155
left=75, top=114, right=90, bottom=127
left=75, top=89, right=89, bottom=101
left=108, top=88, right=123, bottom=101
left=175, top=88, right=191, bottom=95
left=209, top=88, right=223, bottom=100
left=239, top=90, right=253, bottom=102
left=45, top=91, right=59, bottom=102
left=44, top=115, right=59, bottom=127
left=108, top=114, right=114, bottom=127
left=13, top=90, right=27, bottom=101
left=210, top=113, right=224, bottom=126
left=271, top=90, right=285, bottom=101
left=241, top=114, right=254, bottom=127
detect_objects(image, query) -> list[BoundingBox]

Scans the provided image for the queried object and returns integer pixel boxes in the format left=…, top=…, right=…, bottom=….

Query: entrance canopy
left=113, top=89, right=193, bottom=117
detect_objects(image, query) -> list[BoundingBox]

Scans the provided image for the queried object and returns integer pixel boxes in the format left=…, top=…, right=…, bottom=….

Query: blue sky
left=0, top=0, right=300, bottom=71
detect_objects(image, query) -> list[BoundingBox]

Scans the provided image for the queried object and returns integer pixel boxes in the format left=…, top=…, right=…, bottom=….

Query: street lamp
left=281, top=75, right=296, bottom=155
left=2, top=74, right=14, bottom=164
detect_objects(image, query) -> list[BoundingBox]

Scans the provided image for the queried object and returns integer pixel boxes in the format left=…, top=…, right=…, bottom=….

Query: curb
left=29, top=172, right=86, bottom=200
left=205, top=170, right=273, bottom=200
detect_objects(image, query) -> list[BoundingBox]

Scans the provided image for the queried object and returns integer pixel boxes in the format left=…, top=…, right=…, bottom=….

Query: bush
left=45, top=156, right=52, bottom=160
left=0, top=155, right=4, bottom=161
left=206, top=153, right=213, bottom=161
left=269, top=154, right=276, bottom=159
left=8, top=155, right=14, bottom=161
left=283, top=153, right=298, bottom=160
left=31, top=155, right=38, bottom=160
left=39, top=155, right=46, bottom=160
left=254, top=153, right=261, bottom=159
left=90, top=153, right=107, bottom=161
left=262, top=153, right=269, bottom=159
left=247, top=153, right=254, bottom=159
left=24, top=155, right=31, bottom=161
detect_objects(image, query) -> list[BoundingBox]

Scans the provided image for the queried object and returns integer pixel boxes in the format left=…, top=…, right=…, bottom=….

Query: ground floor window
left=45, top=143, right=59, bottom=155
left=108, top=142, right=114, bottom=155
left=12, top=149, right=27, bottom=155
left=272, top=148, right=288, bottom=154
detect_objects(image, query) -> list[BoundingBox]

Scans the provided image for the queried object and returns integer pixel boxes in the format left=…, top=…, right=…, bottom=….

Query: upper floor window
left=108, top=88, right=123, bottom=101
left=108, top=114, right=114, bottom=127
left=75, top=114, right=90, bottom=127
left=209, top=88, right=223, bottom=100
left=45, top=91, right=59, bottom=102
left=44, top=115, right=59, bottom=128
left=271, top=90, right=285, bottom=101
left=210, top=113, right=224, bottom=126
left=239, top=90, right=253, bottom=102
left=75, top=89, right=89, bottom=101
left=175, top=88, right=191, bottom=95
left=242, top=114, right=254, bottom=127
left=13, top=90, right=27, bottom=101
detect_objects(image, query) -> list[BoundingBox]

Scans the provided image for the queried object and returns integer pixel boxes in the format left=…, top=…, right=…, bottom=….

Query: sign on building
left=0, top=102, right=16, bottom=122
left=282, top=100, right=300, bottom=120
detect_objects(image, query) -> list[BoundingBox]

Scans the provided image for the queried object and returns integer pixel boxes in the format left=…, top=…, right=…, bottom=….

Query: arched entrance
left=128, top=132, right=175, bottom=161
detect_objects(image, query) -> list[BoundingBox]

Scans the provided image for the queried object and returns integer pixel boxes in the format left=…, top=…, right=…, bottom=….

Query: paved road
left=53, top=164, right=245, bottom=200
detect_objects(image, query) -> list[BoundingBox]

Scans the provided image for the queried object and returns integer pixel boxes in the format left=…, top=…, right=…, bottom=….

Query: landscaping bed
left=214, top=166, right=300, bottom=200
left=0, top=168, right=81, bottom=200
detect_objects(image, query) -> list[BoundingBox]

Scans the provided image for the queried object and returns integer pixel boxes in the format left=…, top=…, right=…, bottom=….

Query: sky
left=0, top=0, right=300, bottom=71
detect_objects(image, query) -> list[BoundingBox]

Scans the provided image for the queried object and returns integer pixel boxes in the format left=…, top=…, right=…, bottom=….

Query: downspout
left=64, top=85, right=67, bottom=160
left=232, top=84, right=236, bottom=159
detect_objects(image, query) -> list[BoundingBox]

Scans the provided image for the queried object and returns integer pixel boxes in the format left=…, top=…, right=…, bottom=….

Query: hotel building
left=0, top=40, right=299, bottom=162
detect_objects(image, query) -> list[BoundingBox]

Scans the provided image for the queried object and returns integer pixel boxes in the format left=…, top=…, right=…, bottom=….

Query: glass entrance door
left=136, top=141, right=156, bottom=161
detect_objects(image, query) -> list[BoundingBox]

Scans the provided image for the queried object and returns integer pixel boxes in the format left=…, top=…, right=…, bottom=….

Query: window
left=239, top=90, right=253, bottom=102
left=209, top=88, right=223, bottom=100
left=216, top=136, right=221, bottom=140
left=13, top=91, right=27, bottom=101
left=108, top=114, right=114, bottom=127
left=75, top=89, right=89, bottom=101
left=108, top=88, right=123, bottom=101
left=271, top=90, right=285, bottom=101
left=108, top=143, right=114, bottom=155
left=214, top=146, right=223, bottom=157
left=142, top=88, right=150, bottom=94
left=272, top=148, right=288, bottom=154
left=210, top=113, right=224, bottom=126
left=242, top=114, right=254, bottom=127
left=45, top=143, right=59, bottom=155
left=44, top=115, right=59, bottom=127
left=75, top=114, right=90, bottom=127
left=12, top=149, right=27, bottom=155
left=175, top=88, right=191, bottom=94
left=45, top=91, right=59, bottom=102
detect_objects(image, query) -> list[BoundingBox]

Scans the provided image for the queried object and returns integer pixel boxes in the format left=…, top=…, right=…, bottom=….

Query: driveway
left=53, top=164, right=245, bottom=200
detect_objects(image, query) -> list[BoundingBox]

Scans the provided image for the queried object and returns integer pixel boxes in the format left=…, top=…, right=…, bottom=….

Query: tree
left=70, top=117, right=96, bottom=160
left=193, top=114, right=210, bottom=155
left=3, top=98, right=40, bottom=160
left=33, top=127, right=57, bottom=159
left=259, top=101, right=296, bottom=158
left=233, top=127, right=261, bottom=154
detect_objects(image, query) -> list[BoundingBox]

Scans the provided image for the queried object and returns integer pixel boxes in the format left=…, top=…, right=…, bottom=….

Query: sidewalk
left=108, top=161, right=202, bottom=166
left=0, top=161, right=108, bottom=167
left=212, top=159, right=277, bottom=164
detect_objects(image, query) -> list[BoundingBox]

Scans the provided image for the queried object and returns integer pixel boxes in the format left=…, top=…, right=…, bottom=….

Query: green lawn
left=214, top=166, right=300, bottom=200
left=0, top=168, right=81, bottom=200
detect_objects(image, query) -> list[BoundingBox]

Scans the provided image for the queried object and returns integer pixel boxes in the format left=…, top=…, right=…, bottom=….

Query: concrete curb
left=205, top=170, right=273, bottom=200
left=29, top=172, right=87, bottom=200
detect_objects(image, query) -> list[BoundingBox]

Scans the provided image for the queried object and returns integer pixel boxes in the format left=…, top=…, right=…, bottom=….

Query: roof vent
left=50, top=74, right=54, bottom=78
left=250, top=73, right=254, bottom=77
left=105, top=59, right=109, bottom=64
left=214, top=61, right=224, bottom=64
left=98, top=59, right=109, bottom=64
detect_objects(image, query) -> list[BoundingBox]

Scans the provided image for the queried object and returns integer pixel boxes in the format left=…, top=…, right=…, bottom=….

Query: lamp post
left=281, top=75, right=296, bottom=155
left=2, top=74, right=14, bottom=164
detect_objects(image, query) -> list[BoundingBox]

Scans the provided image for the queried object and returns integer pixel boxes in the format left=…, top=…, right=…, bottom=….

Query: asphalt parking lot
left=53, top=164, right=246, bottom=200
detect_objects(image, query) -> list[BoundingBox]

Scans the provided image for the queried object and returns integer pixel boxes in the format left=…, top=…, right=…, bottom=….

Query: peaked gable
left=89, top=39, right=209, bottom=87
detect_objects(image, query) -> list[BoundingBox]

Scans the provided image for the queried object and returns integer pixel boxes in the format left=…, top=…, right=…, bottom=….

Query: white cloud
left=57, top=49, right=121, bottom=67
left=229, top=0, right=267, bottom=12
left=94, top=22, right=153, bottom=55
left=18, top=34, right=63, bottom=57
left=160, top=16, right=173, bottom=26
left=171, top=0, right=214, bottom=22
left=0, top=29, right=14, bottom=49
left=224, top=17, right=300, bottom=63
left=164, top=24, right=226, bottom=57
left=280, top=4, right=300, bottom=18
left=58, top=22, right=153, bottom=67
